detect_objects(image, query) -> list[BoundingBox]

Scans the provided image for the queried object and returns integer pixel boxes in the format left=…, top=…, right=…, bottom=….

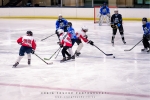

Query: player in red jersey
left=57, top=29, right=75, bottom=62
left=13, top=31, right=36, bottom=68
left=75, top=26, right=94, bottom=56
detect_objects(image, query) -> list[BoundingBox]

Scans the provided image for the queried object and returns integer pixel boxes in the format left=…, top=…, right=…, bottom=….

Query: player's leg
left=13, top=46, right=25, bottom=68
left=107, top=14, right=111, bottom=25
left=112, top=28, right=117, bottom=45
left=61, top=46, right=70, bottom=62
left=119, top=25, right=126, bottom=44
left=99, top=15, right=104, bottom=26
left=26, top=47, right=32, bottom=65
left=75, top=39, right=82, bottom=56
left=142, top=36, right=149, bottom=52
left=68, top=47, right=75, bottom=60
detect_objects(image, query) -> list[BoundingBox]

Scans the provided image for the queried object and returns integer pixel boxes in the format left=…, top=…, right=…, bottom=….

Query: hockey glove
left=31, top=49, right=35, bottom=54
left=117, top=23, right=121, bottom=28
left=85, top=35, right=88, bottom=39
left=88, top=40, right=94, bottom=46
left=111, top=24, right=117, bottom=29
left=59, top=44, right=63, bottom=48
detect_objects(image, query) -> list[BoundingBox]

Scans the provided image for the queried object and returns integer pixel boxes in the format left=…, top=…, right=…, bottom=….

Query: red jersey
left=59, top=32, right=72, bottom=47
left=76, top=30, right=88, bottom=42
left=17, top=35, right=36, bottom=50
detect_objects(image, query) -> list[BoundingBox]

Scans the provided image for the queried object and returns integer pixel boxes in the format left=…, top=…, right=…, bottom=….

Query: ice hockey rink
left=0, top=19, right=150, bottom=100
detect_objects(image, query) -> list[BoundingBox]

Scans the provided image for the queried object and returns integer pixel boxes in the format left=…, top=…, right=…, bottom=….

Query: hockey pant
left=142, top=35, right=150, bottom=49
left=16, top=46, right=32, bottom=63
left=62, top=46, right=73, bottom=58
left=112, top=25, right=125, bottom=42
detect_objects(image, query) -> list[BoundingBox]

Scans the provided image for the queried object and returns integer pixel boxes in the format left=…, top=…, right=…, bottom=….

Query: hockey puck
left=113, top=56, right=115, bottom=58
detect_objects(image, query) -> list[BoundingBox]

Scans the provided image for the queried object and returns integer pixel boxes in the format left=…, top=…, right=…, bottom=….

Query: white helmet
left=58, top=14, right=62, bottom=17
left=114, top=9, right=118, bottom=12
left=81, top=26, right=88, bottom=32
left=57, top=29, right=64, bottom=35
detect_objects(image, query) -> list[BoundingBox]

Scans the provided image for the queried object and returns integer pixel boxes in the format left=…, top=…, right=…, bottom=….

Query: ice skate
left=141, top=48, right=147, bottom=52
left=28, top=59, right=31, bottom=65
left=60, top=57, right=67, bottom=62
left=12, top=62, right=19, bottom=68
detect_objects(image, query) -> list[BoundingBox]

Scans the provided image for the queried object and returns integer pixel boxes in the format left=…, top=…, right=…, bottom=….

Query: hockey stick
left=55, top=47, right=61, bottom=59
left=94, top=45, right=113, bottom=56
left=41, top=34, right=55, bottom=41
left=44, top=47, right=61, bottom=60
left=34, top=53, right=53, bottom=65
left=124, top=39, right=143, bottom=51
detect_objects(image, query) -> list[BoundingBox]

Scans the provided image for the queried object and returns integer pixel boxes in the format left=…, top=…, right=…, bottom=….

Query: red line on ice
left=0, top=83, right=150, bottom=98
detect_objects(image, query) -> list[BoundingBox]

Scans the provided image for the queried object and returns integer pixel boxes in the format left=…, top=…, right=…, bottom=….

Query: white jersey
left=76, top=30, right=88, bottom=42
left=59, top=32, right=72, bottom=47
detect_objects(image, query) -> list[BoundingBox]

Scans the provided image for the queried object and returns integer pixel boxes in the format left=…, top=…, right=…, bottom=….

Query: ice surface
left=0, top=19, right=150, bottom=100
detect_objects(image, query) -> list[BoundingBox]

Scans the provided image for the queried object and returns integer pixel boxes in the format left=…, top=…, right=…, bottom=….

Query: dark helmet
left=68, top=22, right=72, bottom=27
left=142, top=17, right=147, bottom=22
left=26, top=31, right=33, bottom=36
left=103, top=3, right=106, bottom=7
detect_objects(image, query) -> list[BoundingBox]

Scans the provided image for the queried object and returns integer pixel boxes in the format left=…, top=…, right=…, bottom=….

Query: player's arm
left=110, top=15, right=117, bottom=29
left=17, top=37, right=23, bottom=45
left=107, top=7, right=110, bottom=14
left=111, top=15, right=114, bottom=23
left=100, top=7, right=103, bottom=14
left=56, top=20, right=59, bottom=30
left=119, top=14, right=123, bottom=24
left=80, top=35, right=88, bottom=43
left=64, top=19, right=68, bottom=26
left=32, top=40, right=36, bottom=50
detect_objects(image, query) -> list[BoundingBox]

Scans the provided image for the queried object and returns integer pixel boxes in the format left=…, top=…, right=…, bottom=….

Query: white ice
left=0, top=19, right=150, bottom=100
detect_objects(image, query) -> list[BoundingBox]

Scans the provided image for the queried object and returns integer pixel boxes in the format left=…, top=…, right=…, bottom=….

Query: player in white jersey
left=75, top=26, right=94, bottom=56
left=13, top=31, right=36, bottom=68
left=57, top=29, right=75, bottom=62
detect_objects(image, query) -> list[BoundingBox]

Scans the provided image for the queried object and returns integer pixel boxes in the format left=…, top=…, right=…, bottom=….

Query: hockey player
left=99, top=3, right=110, bottom=25
left=13, top=31, right=36, bottom=68
left=111, top=9, right=126, bottom=46
left=57, top=29, right=75, bottom=62
left=75, top=26, right=94, bottom=56
left=67, top=22, right=77, bottom=46
left=141, top=17, right=150, bottom=52
left=55, top=14, right=68, bottom=39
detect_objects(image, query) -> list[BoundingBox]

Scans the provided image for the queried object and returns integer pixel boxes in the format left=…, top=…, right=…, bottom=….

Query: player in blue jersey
left=141, top=17, right=150, bottom=52
left=55, top=14, right=68, bottom=39
left=99, top=3, right=110, bottom=25
left=67, top=22, right=77, bottom=46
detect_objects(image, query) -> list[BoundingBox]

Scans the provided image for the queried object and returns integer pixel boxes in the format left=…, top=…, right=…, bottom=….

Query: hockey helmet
left=81, top=26, right=88, bottom=32
left=142, top=17, right=147, bottom=22
left=114, top=9, right=118, bottom=12
left=57, top=29, right=64, bottom=35
left=26, top=31, right=33, bottom=36
left=58, top=14, right=62, bottom=19
left=68, top=22, right=72, bottom=27
left=103, top=3, right=106, bottom=7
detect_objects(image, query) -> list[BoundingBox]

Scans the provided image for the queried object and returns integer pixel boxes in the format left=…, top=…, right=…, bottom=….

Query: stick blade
left=47, top=62, right=53, bottom=65
left=124, top=49, right=131, bottom=51
left=106, top=54, right=113, bottom=56
left=44, top=58, right=50, bottom=60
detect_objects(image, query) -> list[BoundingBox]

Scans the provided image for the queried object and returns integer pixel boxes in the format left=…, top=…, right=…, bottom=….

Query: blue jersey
left=56, top=18, right=68, bottom=30
left=143, top=22, right=150, bottom=35
left=100, top=6, right=110, bottom=15
left=68, top=27, right=77, bottom=39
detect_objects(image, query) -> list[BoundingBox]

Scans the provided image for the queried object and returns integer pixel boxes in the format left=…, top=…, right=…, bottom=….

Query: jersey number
left=23, top=39, right=31, bottom=44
